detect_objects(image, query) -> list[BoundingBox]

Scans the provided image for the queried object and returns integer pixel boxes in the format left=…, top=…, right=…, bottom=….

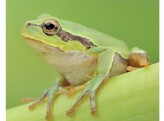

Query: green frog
left=22, top=14, right=149, bottom=120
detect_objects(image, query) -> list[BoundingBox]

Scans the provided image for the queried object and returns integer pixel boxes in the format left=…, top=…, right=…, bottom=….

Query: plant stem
left=7, top=63, right=159, bottom=121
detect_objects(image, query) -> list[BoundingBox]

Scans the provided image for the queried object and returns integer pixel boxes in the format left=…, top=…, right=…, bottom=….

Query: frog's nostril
left=26, top=22, right=32, bottom=27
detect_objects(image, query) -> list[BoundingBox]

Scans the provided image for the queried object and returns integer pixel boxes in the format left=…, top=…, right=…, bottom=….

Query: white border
left=0, top=0, right=6, bottom=120
left=160, top=0, right=163, bottom=121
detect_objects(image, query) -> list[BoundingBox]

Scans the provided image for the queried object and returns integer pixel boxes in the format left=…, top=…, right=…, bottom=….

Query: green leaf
left=7, top=63, right=159, bottom=121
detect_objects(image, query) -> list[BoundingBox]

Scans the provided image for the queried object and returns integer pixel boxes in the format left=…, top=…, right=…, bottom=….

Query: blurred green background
left=6, top=0, right=159, bottom=109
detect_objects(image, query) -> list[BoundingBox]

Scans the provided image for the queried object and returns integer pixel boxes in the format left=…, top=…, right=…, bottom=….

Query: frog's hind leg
left=127, top=47, right=149, bottom=72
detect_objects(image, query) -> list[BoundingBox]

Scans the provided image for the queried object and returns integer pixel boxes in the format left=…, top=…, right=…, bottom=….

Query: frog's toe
left=45, top=90, right=57, bottom=120
left=28, top=91, right=48, bottom=110
left=89, top=90, right=97, bottom=115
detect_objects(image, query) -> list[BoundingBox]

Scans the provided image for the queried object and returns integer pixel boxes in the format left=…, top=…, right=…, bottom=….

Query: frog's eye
left=42, top=19, right=60, bottom=36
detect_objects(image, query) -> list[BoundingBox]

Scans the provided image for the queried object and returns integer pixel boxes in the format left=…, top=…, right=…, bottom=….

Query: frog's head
left=22, top=14, right=85, bottom=53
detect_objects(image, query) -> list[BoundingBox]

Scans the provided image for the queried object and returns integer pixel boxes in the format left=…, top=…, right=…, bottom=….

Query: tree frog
left=22, top=14, right=149, bottom=120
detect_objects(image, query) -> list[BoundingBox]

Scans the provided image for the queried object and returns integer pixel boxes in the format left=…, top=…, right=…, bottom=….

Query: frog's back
left=36, top=14, right=130, bottom=58
left=60, top=19, right=130, bottom=58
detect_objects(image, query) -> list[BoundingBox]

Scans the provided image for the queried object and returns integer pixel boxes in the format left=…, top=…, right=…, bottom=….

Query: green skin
left=22, top=14, right=148, bottom=120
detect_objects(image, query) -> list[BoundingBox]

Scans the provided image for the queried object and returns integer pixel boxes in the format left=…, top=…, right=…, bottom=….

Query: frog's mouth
left=22, top=34, right=65, bottom=54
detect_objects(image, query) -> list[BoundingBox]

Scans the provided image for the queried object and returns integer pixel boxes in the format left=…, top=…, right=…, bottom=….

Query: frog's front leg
left=28, top=78, right=68, bottom=120
left=67, top=49, right=115, bottom=116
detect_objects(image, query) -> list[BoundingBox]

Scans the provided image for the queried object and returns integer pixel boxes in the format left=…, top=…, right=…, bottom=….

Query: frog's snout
left=25, top=22, right=36, bottom=28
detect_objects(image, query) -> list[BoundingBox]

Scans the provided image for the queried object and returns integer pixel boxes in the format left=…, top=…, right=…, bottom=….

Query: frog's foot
left=28, top=90, right=54, bottom=120
left=28, top=84, right=85, bottom=120
left=66, top=85, right=97, bottom=116
left=127, top=63, right=149, bottom=72
left=128, top=52, right=149, bottom=68
left=28, top=85, right=69, bottom=121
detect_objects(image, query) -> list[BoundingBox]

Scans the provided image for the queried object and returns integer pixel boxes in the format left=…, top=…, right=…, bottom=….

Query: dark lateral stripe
left=56, top=29, right=96, bottom=49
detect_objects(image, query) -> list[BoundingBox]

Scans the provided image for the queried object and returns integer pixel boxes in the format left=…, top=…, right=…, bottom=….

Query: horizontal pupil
left=45, top=22, right=55, bottom=30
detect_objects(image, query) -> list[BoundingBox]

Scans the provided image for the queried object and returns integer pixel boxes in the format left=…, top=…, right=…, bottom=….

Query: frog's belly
left=39, top=44, right=128, bottom=86
left=40, top=49, right=97, bottom=86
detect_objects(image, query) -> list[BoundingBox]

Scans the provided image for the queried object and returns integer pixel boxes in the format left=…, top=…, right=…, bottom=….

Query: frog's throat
left=56, top=28, right=96, bottom=49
